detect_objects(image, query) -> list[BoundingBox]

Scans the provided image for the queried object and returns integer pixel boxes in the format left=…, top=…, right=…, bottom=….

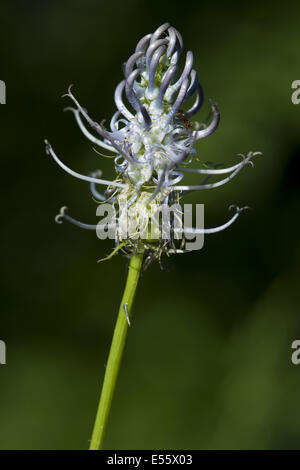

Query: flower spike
left=47, top=23, right=261, bottom=258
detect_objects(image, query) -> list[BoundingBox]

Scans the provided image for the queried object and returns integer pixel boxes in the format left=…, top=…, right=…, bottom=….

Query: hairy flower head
left=46, top=23, right=261, bottom=263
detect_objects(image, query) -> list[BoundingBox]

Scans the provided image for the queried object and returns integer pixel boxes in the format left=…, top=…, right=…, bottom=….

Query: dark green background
left=1, top=0, right=300, bottom=449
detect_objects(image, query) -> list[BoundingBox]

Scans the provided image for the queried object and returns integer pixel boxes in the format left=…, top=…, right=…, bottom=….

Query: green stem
left=89, top=252, right=144, bottom=450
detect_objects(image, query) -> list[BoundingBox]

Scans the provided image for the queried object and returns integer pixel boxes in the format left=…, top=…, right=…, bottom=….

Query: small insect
left=177, top=109, right=192, bottom=131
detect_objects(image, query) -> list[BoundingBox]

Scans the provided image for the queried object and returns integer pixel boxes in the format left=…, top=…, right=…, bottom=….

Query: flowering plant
left=46, top=23, right=261, bottom=449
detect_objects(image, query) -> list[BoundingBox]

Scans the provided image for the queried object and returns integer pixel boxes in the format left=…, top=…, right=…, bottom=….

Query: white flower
left=46, top=23, right=261, bottom=260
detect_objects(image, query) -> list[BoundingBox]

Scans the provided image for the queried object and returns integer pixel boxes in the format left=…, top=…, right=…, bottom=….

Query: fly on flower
left=45, top=22, right=261, bottom=264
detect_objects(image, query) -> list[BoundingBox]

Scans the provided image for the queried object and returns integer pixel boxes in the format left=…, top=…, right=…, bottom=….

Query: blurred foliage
left=0, top=0, right=299, bottom=449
